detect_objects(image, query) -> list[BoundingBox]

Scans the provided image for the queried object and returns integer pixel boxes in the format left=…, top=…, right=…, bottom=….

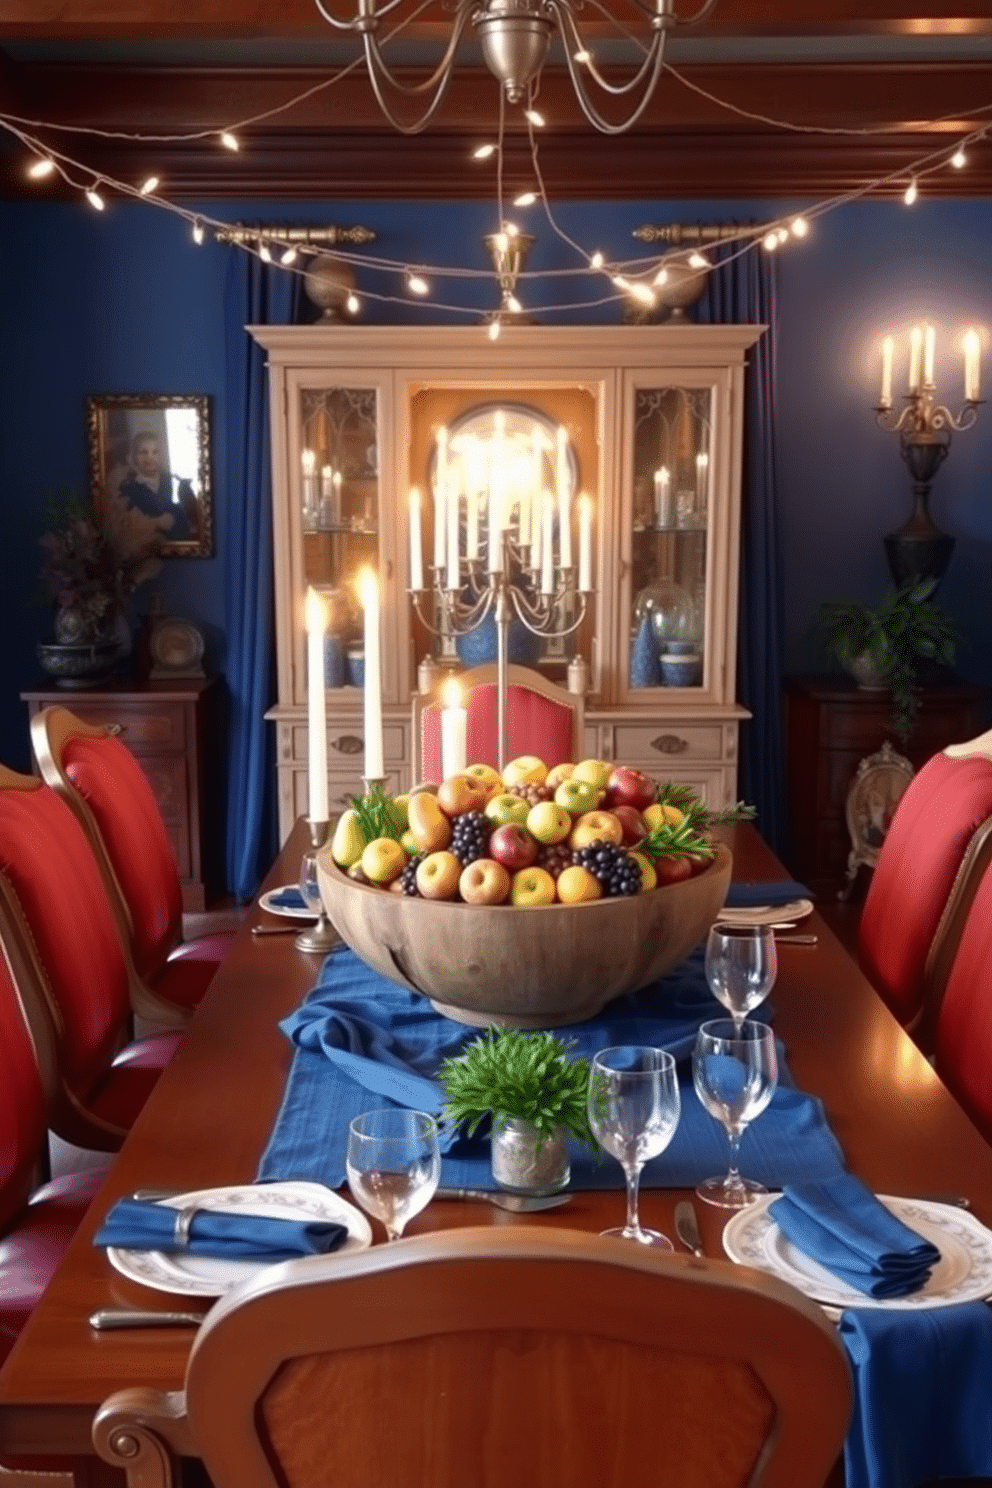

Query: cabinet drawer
left=57, top=701, right=187, bottom=753
left=610, top=723, right=727, bottom=764
left=288, top=723, right=407, bottom=767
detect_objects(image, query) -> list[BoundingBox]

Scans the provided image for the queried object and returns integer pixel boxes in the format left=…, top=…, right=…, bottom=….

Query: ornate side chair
left=31, top=706, right=234, bottom=1026
left=412, top=663, right=584, bottom=783
left=93, top=1227, right=851, bottom=1488
left=0, top=765, right=182, bottom=1152
left=922, top=853, right=992, bottom=1142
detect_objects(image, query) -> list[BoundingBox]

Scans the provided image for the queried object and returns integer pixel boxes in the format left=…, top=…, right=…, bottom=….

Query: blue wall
left=2, top=192, right=990, bottom=803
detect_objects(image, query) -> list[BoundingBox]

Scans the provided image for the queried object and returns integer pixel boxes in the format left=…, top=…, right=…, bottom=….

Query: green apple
left=572, top=758, right=612, bottom=790
left=526, top=800, right=573, bottom=845
left=553, top=777, right=601, bottom=817
left=510, top=866, right=557, bottom=906
left=501, top=754, right=548, bottom=788
left=360, top=836, right=407, bottom=885
left=485, top=792, right=531, bottom=828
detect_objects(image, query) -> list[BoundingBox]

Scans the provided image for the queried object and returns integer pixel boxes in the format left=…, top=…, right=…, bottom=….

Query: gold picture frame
left=87, top=393, right=213, bottom=558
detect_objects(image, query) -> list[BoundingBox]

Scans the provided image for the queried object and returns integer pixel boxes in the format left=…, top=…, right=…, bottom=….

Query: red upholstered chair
left=0, top=764, right=181, bottom=1152
left=31, top=705, right=234, bottom=1026
left=928, top=857, right=992, bottom=1143
left=857, top=733, right=992, bottom=1033
left=412, top=663, right=584, bottom=783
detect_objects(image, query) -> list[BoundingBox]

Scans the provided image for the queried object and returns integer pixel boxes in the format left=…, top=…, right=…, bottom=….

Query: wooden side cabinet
left=784, top=674, right=987, bottom=896
left=22, top=678, right=225, bottom=912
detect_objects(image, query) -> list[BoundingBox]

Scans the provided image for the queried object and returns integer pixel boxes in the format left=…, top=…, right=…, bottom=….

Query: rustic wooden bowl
left=317, top=843, right=732, bottom=1028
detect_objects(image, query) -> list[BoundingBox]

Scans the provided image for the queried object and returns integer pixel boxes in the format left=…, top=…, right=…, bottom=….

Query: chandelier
left=313, top=0, right=719, bottom=135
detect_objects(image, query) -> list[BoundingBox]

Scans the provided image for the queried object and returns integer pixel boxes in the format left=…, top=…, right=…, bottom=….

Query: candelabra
left=410, top=531, right=592, bottom=771
left=874, top=334, right=983, bottom=591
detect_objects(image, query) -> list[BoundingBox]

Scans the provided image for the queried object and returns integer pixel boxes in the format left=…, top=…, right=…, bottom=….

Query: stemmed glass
left=692, top=1019, right=778, bottom=1210
left=346, top=1109, right=441, bottom=1243
left=298, top=850, right=322, bottom=914
left=587, top=1047, right=681, bottom=1248
left=704, top=924, right=777, bottom=1031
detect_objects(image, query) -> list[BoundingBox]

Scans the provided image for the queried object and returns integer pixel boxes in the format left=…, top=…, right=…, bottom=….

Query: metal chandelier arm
left=312, top=0, right=409, bottom=31
left=552, top=5, right=670, bottom=133
left=362, top=1, right=474, bottom=97
left=553, top=2, right=667, bottom=100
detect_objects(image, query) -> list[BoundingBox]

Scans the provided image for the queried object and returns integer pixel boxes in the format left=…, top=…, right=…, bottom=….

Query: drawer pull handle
left=107, top=723, right=125, bottom=737
left=331, top=734, right=363, bottom=755
left=651, top=734, right=688, bottom=755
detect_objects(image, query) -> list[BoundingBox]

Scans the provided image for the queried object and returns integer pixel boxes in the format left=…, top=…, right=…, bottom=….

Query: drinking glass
left=587, top=1047, right=681, bottom=1247
left=692, top=1019, right=778, bottom=1210
left=346, top=1109, right=441, bottom=1243
left=298, top=851, right=322, bottom=913
left=705, top=924, right=777, bottom=1031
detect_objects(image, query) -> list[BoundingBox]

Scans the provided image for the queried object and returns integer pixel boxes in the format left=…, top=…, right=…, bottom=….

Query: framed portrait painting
left=87, top=394, right=213, bottom=558
left=841, top=740, right=915, bottom=896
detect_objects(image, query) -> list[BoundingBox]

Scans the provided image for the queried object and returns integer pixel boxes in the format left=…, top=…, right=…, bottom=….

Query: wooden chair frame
left=411, top=663, right=584, bottom=783
left=93, top=1227, right=851, bottom=1488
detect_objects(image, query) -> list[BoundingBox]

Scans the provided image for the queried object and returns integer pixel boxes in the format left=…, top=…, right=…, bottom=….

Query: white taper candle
left=440, top=679, right=467, bottom=781
left=359, top=569, right=383, bottom=781
left=408, top=487, right=424, bottom=591
left=304, top=587, right=328, bottom=822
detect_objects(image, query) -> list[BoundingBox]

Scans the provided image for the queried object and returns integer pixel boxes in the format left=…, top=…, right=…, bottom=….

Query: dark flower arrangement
left=38, top=498, right=162, bottom=641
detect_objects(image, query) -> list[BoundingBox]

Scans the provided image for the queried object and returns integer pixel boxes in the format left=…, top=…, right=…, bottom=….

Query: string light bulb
left=259, top=240, right=272, bottom=263
left=951, top=145, right=967, bottom=168
left=629, top=282, right=655, bottom=307
left=904, top=177, right=919, bottom=205
left=790, top=216, right=809, bottom=237
left=27, top=157, right=55, bottom=180
left=653, top=266, right=669, bottom=286
left=506, top=294, right=522, bottom=314
left=763, top=230, right=778, bottom=251
left=346, top=293, right=360, bottom=315
left=407, top=272, right=429, bottom=296
left=280, top=245, right=298, bottom=265
left=192, top=219, right=205, bottom=245
left=612, top=274, right=631, bottom=291
left=85, top=185, right=105, bottom=211
left=590, top=251, right=605, bottom=270
left=574, top=49, right=592, bottom=65
left=219, top=132, right=240, bottom=152
left=488, top=318, right=501, bottom=341
left=139, top=176, right=159, bottom=195
left=513, top=191, right=537, bottom=207
left=472, top=143, right=496, bottom=160
left=688, top=251, right=709, bottom=270
left=524, top=108, right=545, bottom=128
left=776, top=227, right=788, bottom=244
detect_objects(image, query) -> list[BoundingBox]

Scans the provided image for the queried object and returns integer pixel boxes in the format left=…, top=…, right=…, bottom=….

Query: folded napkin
left=723, top=880, right=812, bottom=910
left=93, top=1198, right=348, bottom=1259
left=769, top=1175, right=940, bottom=1299
left=268, top=887, right=309, bottom=910
left=840, top=1302, right=992, bottom=1488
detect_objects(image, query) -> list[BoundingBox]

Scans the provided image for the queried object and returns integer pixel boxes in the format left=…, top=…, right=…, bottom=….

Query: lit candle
left=301, top=447, right=317, bottom=512
left=695, top=451, right=709, bottom=510
left=408, top=487, right=424, bottom=591
left=909, top=326, right=923, bottom=393
left=440, top=678, right=467, bottom=780
left=333, top=468, right=343, bottom=525
left=304, top=587, right=329, bottom=823
left=556, top=425, right=572, bottom=569
left=465, top=442, right=480, bottom=560
left=578, top=493, right=593, bottom=593
left=964, top=328, right=981, bottom=401
left=359, top=569, right=383, bottom=781
left=446, top=468, right=460, bottom=593
left=321, top=464, right=332, bottom=504
left=924, top=324, right=936, bottom=386
left=654, top=467, right=671, bottom=527
left=433, top=426, right=448, bottom=572
left=880, top=337, right=894, bottom=409
left=488, top=467, right=505, bottom=573
left=541, top=492, right=555, bottom=597
left=531, top=487, right=544, bottom=576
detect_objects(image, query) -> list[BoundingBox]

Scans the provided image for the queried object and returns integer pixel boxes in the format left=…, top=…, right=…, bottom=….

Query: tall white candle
left=333, top=468, right=343, bottom=526
left=654, top=467, right=671, bottom=527
left=359, top=569, right=383, bottom=781
left=301, top=447, right=317, bottom=513
left=964, top=328, right=981, bottom=401
left=446, top=469, right=460, bottom=592
left=578, top=493, right=593, bottom=593
left=531, top=487, right=544, bottom=576
left=923, top=324, right=936, bottom=386
left=488, top=465, right=505, bottom=573
left=880, top=337, right=894, bottom=409
left=440, top=678, right=467, bottom=780
left=465, top=447, right=480, bottom=561
left=433, top=479, right=445, bottom=573
left=556, top=426, right=572, bottom=569
left=541, top=493, right=555, bottom=597
left=695, top=451, right=709, bottom=510
left=909, top=326, right=923, bottom=393
left=304, top=587, right=329, bottom=823
left=408, top=487, right=424, bottom=591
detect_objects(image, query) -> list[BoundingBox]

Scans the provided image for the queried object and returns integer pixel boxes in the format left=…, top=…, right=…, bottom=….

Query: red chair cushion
left=422, top=683, right=575, bottom=780
left=934, top=862, right=992, bottom=1143
left=63, top=734, right=184, bottom=982
left=0, top=953, right=48, bottom=1234
left=858, top=753, right=992, bottom=1026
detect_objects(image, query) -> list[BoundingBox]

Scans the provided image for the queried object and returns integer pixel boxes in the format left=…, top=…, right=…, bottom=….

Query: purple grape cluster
left=398, top=852, right=426, bottom=896
left=571, top=841, right=642, bottom=897
left=449, top=811, right=493, bottom=867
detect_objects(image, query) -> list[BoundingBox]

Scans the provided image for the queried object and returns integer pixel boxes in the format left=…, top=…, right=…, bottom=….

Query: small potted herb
left=438, top=1028, right=594, bottom=1195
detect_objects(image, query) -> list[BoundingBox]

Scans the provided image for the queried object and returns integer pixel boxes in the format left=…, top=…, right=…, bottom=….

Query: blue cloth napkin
left=769, top=1175, right=940, bottom=1299
left=257, top=947, right=847, bottom=1192
left=92, top=1198, right=348, bottom=1259
left=267, top=886, right=309, bottom=909
left=840, top=1303, right=992, bottom=1488
left=723, top=880, right=812, bottom=909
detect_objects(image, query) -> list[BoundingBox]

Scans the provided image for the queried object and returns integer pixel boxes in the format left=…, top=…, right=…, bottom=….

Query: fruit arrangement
left=330, top=757, right=753, bottom=909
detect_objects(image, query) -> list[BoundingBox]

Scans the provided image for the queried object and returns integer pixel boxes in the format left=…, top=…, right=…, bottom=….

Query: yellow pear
left=330, top=808, right=366, bottom=868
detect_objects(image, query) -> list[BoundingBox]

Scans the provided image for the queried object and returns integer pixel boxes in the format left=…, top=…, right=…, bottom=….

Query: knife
left=89, top=1310, right=205, bottom=1330
left=674, top=1200, right=705, bottom=1258
left=435, top=1186, right=571, bottom=1212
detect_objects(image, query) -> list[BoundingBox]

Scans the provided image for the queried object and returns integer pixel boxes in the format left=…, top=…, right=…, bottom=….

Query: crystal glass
left=587, top=1046, right=681, bottom=1247
left=704, top=925, right=777, bottom=1032
left=298, top=850, right=322, bottom=913
left=346, top=1109, right=441, bottom=1243
left=692, top=1020, right=778, bottom=1210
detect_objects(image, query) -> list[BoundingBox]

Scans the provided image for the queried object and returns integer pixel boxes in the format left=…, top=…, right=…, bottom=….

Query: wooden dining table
left=2, top=820, right=992, bottom=1478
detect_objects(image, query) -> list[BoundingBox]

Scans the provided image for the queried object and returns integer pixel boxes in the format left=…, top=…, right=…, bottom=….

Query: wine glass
left=704, top=924, right=777, bottom=1031
left=298, top=850, right=322, bottom=913
left=587, top=1047, right=681, bottom=1248
left=692, top=1019, right=778, bottom=1210
left=346, top=1109, right=441, bottom=1243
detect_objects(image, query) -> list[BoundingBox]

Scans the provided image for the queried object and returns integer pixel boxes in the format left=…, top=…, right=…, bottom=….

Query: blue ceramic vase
left=629, top=615, right=658, bottom=688
left=456, top=613, right=542, bottom=668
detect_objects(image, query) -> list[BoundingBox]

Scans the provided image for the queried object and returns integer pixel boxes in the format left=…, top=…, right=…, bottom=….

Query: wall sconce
left=873, top=325, right=983, bottom=592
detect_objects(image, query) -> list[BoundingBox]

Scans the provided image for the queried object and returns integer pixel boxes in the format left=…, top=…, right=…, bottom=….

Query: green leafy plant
left=347, top=782, right=406, bottom=845
left=653, top=781, right=756, bottom=835
left=438, top=1028, right=594, bottom=1148
left=820, top=578, right=960, bottom=744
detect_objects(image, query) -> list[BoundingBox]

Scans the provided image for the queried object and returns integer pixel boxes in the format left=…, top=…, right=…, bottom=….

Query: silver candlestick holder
left=295, top=818, right=342, bottom=954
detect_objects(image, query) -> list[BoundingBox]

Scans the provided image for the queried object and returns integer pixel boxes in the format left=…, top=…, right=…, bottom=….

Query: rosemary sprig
left=654, top=780, right=757, bottom=833
left=638, top=815, right=716, bottom=864
left=346, top=783, right=405, bottom=844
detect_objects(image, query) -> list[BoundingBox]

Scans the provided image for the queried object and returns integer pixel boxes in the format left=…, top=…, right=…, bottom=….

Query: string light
left=488, top=318, right=501, bottom=341
left=574, top=50, right=592, bottom=65
left=192, top=219, right=205, bottom=245
left=406, top=272, right=429, bottom=296
left=653, top=266, right=669, bottom=285
left=27, top=157, right=55, bottom=179
left=524, top=109, right=545, bottom=128
left=790, top=216, right=809, bottom=237
left=219, top=132, right=240, bottom=152
left=346, top=292, right=360, bottom=315
left=629, top=282, right=655, bottom=307
left=763, top=230, right=778, bottom=251
left=473, top=143, right=496, bottom=160
left=85, top=185, right=105, bottom=211
left=139, top=175, right=159, bottom=195
left=951, top=146, right=967, bottom=168
left=612, top=274, right=631, bottom=291
left=904, top=177, right=919, bottom=205
left=506, top=294, right=522, bottom=314
left=688, top=252, right=709, bottom=269
left=280, top=245, right=298, bottom=265
left=590, top=252, right=605, bottom=270
left=776, top=227, right=788, bottom=244
left=513, top=191, right=537, bottom=207
left=259, top=239, right=272, bottom=262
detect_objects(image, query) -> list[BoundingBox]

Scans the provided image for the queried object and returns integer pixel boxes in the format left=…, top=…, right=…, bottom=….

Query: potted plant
left=438, top=1028, right=594, bottom=1195
left=819, top=578, right=960, bottom=744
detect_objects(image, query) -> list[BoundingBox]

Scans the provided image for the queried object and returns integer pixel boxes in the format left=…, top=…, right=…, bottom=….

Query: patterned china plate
left=723, top=1193, right=992, bottom=1310
left=259, top=886, right=318, bottom=920
left=106, top=1181, right=372, bottom=1297
left=716, top=899, right=814, bottom=928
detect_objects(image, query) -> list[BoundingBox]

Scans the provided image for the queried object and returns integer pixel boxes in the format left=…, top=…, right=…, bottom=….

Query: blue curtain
left=699, top=240, right=785, bottom=854
left=222, top=255, right=301, bottom=902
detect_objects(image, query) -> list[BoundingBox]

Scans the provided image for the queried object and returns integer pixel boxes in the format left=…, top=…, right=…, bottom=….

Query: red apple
left=604, top=766, right=656, bottom=813
left=612, top=804, right=649, bottom=846
left=488, top=822, right=539, bottom=872
left=652, top=853, right=693, bottom=886
left=437, top=773, right=492, bottom=818
left=459, top=858, right=512, bottom=906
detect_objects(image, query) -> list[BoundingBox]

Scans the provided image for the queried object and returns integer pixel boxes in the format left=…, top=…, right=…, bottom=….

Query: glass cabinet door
left=627, top=382, right=712, bottom=694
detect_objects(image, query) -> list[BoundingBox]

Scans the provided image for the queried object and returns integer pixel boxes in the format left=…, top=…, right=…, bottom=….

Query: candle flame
left=442, top=678, right=463, bottom=709
left=579, top=492, right=594, bottom=518
left=304, top=586, right=327, bottom=635
left=357, top=568, right=378, bottom=608
left=301, top=448, right=316, bottom=476
left=410, top=485, right=422, bottom=513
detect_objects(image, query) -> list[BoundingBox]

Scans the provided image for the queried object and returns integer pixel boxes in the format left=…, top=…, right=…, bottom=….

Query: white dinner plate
left=259, top=886, right=317, bottom=920
left=723, top=1193, right=992, bottom=1310
left=716, top=898, right=814, bottom=928
left=106, top=1181, right=372, bottom=1297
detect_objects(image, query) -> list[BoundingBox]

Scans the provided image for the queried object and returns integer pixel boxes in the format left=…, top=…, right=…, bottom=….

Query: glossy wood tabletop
left=2, top=822, right=992, bottom=1459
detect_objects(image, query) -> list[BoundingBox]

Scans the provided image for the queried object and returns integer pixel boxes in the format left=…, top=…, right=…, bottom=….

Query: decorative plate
left=106, top=1181, right=372, bottom=1297
left=259, top=886, right=317, bottom=920
left=716, top=899, right=814, bottom=928
left=723, top=1193, right=992, bottom=1310
left=148, top=617, right=206, bottom=677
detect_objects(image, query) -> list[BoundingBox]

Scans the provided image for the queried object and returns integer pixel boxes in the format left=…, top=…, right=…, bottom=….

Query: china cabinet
left=250, top=325, right=762, bottom=841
